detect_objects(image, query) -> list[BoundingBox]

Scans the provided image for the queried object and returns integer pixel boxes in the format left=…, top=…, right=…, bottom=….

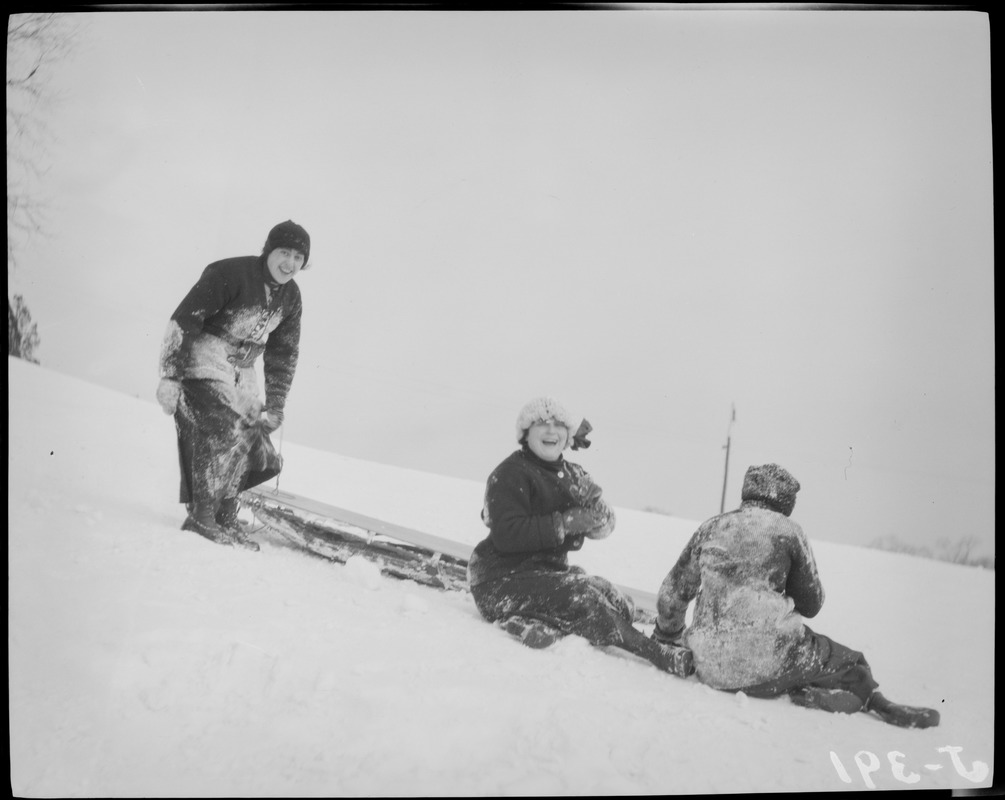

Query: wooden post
left=720, top=404, right=735, bottom=514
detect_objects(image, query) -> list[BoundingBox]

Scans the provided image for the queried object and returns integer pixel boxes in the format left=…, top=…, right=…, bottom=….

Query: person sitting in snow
left=467, top=396, right=694, bottom=678
left=155, top=220, right=311, bottom=551
left=653, top=463, right=940, bottom=728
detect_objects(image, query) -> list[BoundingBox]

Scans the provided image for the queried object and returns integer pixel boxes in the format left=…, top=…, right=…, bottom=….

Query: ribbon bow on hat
left=570, top=418, right=593, bottom=450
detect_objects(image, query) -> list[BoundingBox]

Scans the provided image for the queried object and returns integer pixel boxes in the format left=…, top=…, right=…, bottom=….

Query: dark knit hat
left=741, top=463, right=800, bottom=516
left=263, top=220, right=310, bottom=263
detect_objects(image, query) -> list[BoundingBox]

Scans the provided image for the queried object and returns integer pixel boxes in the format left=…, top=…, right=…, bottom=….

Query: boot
left=216, top=497, right=241, bottom=530
left=866, top=691, right=940, bottom=729
left=644, top=627, right=695, bottom=678
left=789, top=687, right=865, bottom=714
left=499, top=616, right=565, bottom=649
left=182, top=501, right=238, bottom=547
left=650, top=640, right=695, bottom=678
left=216, top=497, right=260, bottom=552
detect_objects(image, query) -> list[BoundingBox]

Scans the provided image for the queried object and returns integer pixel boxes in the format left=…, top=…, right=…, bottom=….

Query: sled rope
left=274, top=424, right=284, bottom=492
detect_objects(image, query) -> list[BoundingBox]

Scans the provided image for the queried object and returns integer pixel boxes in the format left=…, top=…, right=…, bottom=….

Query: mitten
left=560, top=507, right=603, bottom=536
left=565, top=533, right=585, bottom=551
left=156, top=379, right=181, bottom=415
left=261, top=408, right=284, bottom=433
left=570, top=476, right=603, bottom=506
left=583, top=499, right=616, bottom=540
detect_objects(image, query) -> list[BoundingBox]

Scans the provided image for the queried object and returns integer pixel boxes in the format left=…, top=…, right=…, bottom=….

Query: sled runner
left=242, top=486, right=470, bottom=592
left=241, top=485, right=659, bottom=623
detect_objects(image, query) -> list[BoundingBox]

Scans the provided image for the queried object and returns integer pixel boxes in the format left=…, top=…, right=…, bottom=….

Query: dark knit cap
left=263, top=220, right=310, bottom=263
left=741, top=463, right=801, bottom=517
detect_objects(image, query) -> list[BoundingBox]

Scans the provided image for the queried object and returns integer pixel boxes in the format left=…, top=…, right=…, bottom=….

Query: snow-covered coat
left=159, top=256, right=302, bottom=415
left=656, top=499, right=824, bottom=691
left=467, top=447, right=615, bottom=588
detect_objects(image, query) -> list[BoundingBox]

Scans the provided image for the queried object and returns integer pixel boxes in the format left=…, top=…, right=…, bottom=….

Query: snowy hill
left=8, top=357, right=994, bottom=795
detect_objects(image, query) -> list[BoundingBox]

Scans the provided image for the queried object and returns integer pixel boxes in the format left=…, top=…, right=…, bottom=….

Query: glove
left=260, top=408, right=284, bottom=433
left=156, top=379, right=181, bottom=415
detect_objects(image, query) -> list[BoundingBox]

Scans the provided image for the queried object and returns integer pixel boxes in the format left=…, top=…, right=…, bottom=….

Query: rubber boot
left=866, top=691, right=940, bottom=729
left=789, top=687, right=865, bottom=714
left=216, top=497, right=260, bottom=552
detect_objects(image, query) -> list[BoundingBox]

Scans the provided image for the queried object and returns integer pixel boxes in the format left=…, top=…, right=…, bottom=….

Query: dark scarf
left=519, top=443, right=567, bottom=474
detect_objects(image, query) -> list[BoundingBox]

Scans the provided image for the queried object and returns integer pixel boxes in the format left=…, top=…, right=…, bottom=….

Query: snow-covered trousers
left=735, top=627, right=880, bottom=703
left=471, top=567, right=634, bottom=635
left=471, top=567, right=674, bottom=665
left=173, top=376, right=281, bottom=507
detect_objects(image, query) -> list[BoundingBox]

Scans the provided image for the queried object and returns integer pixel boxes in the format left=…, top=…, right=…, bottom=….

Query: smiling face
left=266, top=247, right=306, bottom=284
left=525, top=419, right=570, bottom=462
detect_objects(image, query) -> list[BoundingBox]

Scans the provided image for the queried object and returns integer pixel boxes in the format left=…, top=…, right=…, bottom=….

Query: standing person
left=654, top=463, right=940, bottom=728
left=155, top=220, right=311, bottom=551
left=467, top=396, right=694, bottom=678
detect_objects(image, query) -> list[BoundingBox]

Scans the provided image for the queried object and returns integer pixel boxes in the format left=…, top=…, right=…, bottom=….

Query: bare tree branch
left=7, top=12, right=80, bottom=361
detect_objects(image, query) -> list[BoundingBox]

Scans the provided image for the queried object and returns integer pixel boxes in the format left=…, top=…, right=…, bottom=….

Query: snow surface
left=8, top=357, right=995, bottom=795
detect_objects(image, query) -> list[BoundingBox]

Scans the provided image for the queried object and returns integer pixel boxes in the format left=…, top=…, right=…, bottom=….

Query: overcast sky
left=9, top=7, right=994, bottom=557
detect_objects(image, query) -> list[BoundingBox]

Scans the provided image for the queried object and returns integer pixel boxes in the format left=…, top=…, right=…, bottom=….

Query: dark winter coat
left=656, top=499, right=825, bottom=690
left=159, top=256, right=302, bottom=414
left=467, top=447, right=615, bottom=587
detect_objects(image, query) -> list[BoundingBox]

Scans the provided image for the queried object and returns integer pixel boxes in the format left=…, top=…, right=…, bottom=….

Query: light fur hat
left=515, top=396, right=583, bottom=447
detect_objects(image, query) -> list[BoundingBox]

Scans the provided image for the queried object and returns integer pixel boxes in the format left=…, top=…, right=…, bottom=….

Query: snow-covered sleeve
left=483, top=465, right=564, bottom=554
left=159, top=264, right=232, bottom=379
left=262, top=286, right=302, bottom=413
left=785, top=521, right=825, bottom=618
left=656, top=523, right=706, bottom=636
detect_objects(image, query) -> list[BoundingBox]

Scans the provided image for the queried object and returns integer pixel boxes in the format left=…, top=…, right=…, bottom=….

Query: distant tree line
left=642, top=504, right=994, bottom=571
left=868, top=534, right=994, bottom=570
